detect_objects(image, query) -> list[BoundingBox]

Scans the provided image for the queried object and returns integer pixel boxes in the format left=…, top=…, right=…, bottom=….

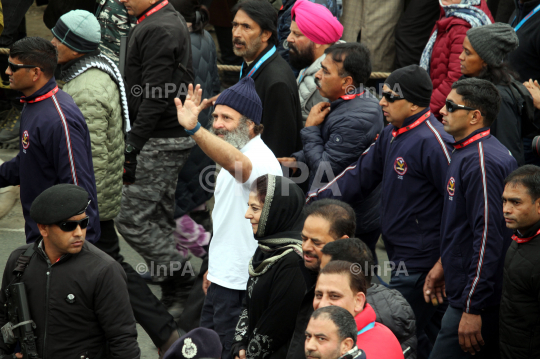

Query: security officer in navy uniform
left=0, top=184, right=140, bottom=359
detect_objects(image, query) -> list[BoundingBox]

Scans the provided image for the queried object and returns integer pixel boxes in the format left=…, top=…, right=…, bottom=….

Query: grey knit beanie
left=51, top=10, right=101, bottom=53
left=466, top=23, right=519, bottom=66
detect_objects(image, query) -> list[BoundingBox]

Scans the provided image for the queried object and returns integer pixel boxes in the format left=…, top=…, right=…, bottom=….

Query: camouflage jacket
left=96, top=0, right=136, bottom=64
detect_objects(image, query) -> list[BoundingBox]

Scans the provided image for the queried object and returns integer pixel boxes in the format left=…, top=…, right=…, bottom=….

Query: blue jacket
left=293, top=89, right=383, bottom=233
left=441, top=128, right=517, bottom=314
left=307, top=109, right=453, bottom=271
left=0, top=78, right=100, bottom=243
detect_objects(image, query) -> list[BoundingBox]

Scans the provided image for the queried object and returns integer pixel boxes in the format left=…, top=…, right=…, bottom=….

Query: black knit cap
left=30, top=184, right=90, bottom=225
left=385, top=65, right=433, bottom=107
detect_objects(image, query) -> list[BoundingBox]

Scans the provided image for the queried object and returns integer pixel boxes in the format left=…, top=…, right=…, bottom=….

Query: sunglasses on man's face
left=445, top=99, right=480, bottom=114
left=7, top=60, right=42, bottom=73
left=382, top=91, right=404, bottom=103
left=56, top=216, right=90, bottom=232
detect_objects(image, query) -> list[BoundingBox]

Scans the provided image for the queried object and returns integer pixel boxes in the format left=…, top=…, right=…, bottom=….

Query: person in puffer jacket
left=280, top=42, right=383, bottom=255
left=419, top=0, right=493, bottom=121
left=286, top=0, right=343, bottom=123
left=321, top=238, right=417, bottom=358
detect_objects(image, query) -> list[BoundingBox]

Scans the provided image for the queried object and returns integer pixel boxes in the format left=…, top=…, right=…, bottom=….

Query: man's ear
left=37, top=223, right=49, bottom=239
left=340, top=337, right=355, bottom=355
left=535, top=198, right=540, bottom=215
left=32, top=68, right=42, bottom=83
left=354, top=291, right=366, bottom=315
left=261, top=29, right=272, bottom=44
left=470, top=110, right=483, bottom=126
left=340, top=235, right=349, bottom=239
left=341, top=76, right=354, bottom=91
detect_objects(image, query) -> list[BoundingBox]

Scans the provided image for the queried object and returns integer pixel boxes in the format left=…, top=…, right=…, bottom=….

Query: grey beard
left=210, top=118, right=251, bottom=150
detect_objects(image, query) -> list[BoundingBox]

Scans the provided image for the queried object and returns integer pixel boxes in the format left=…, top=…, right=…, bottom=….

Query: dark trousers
left=430, top=305, right=500, bottom=359
left=388, top=271, right=446, bottom=359
left=200, top=283, right=245, bottom=359
left=95, top=220, right=176, bottom=348
left=0, top=0, right=32, bottom=47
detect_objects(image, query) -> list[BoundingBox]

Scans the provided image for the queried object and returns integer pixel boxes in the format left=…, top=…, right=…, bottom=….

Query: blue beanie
left=51, top=10, right=101, bottom=53
left=214, top=77, right=263, bottom=124
left=163, top=328, right=221, bottom=359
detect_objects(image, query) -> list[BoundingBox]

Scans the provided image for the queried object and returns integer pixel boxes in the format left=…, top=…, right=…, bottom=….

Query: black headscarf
left=249, top=175, right=305, bottom=276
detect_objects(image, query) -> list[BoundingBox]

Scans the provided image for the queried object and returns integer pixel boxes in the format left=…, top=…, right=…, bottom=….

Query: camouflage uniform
left=95, top=0, right=136, bottom=64
left=115, top=137, right=194, bottom=281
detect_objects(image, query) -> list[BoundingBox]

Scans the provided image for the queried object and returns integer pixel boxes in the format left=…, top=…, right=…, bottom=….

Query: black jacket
left=508, top=0, right=540, bottom=138
left=240, top=44, right=303, bottom=158
left=500, top=221, right=540, bottom=359
left=0, top=241, right=140, bottom=359
left=286, top=261, right=317, bottom=359
left=367, top=284, right=417, bottom=359
left=125, top=0, right=194, bottom=149
left=491, top=84, right=525, bottom=166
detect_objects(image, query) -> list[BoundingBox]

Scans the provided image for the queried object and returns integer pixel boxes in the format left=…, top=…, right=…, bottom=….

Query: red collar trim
left=392, top=111, right=431, bottom=138
left=340, top=91, right=365, bottom=101
left=453, top=130, right=490, bottom=149
left=512, top=228, right=540, bottom=244
left=137, top=0, right=168, bottom=24
left=20, top=86, right=59, bottom=103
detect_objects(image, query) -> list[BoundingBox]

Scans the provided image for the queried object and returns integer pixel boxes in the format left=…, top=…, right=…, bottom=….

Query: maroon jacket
left=428, top=1, right=493, bottom=121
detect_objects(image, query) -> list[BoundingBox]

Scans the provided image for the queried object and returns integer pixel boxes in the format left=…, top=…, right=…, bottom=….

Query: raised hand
left=175, top=84, right=209, bottom=131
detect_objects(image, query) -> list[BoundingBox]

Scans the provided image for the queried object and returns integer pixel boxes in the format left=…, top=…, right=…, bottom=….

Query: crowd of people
left=0, top=0, right=539, bottom=358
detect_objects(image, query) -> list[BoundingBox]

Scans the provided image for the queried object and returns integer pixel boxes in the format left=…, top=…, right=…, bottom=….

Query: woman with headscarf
left=420, top=0, right=493, bottom=121
left=231, top=174, right=307, bottom=359
left=458, top=22, right=526, bottom=165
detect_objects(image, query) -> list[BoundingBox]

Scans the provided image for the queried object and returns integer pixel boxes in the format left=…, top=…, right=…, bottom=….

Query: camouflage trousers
left=115, top=137, right=194, bottom=281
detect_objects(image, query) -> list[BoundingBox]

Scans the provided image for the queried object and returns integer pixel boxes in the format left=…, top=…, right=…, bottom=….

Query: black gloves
left=123, top=145, right=140, bottom=184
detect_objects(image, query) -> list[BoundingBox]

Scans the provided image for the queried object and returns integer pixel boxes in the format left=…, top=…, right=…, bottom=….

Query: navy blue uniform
left=441, top=128, right=517, bottom=314
left=307, top=108, right=453, bottom=271
left=0, top=78, right=100, bottom=243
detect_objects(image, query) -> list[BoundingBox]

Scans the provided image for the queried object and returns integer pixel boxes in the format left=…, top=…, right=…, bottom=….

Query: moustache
left=303, top=250, right=318, bottom=259
left=289, top=43, right=298, bottom=53
left=233, top=38, right=246, bottom=46
left=314, top=78, right=321, bottom=88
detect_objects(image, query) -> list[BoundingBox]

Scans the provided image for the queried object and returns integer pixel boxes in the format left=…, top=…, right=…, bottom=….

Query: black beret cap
left=385, top=65, right=433, bottom=108
left=30, top=184, right=90, bottom=225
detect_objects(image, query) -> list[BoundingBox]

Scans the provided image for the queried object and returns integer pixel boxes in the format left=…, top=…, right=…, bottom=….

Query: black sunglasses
left=445, top=100, right=480, bottom=114
left=56, top=216, right=90, bottom=232
left=382, top=91, right=404, bottom=103
left=8, top=60, right=42, bottom=73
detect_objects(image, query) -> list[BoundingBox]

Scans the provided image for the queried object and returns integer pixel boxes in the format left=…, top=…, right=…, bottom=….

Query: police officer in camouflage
left=115, top=0, right=196, bottom=334
left=95, top=0, right=136, bottom=64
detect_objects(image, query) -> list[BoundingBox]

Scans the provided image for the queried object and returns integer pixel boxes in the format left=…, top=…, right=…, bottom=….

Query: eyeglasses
left=8, top=60, right=42, bottom=73
left=445, top=99, right=480, bottom=114
left=55, top=216, right=90, bottom=232
left=382, top=91, right=404, bottom=103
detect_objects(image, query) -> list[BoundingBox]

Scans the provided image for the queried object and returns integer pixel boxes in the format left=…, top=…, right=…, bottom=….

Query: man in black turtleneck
left=500, top=165, right=540, bottom=358
left=508, top=0, right=540, bottom=165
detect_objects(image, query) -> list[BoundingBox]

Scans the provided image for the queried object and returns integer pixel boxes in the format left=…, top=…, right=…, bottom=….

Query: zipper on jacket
left=43, top=264, right=52, bottom=359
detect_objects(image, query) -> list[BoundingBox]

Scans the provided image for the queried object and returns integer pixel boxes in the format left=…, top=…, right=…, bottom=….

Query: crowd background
left=0, top=0, right=539, bottom=358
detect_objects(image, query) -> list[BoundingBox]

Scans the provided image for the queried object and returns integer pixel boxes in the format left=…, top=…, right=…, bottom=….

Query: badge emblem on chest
left=447, top=177, right=456, bottom=196
left=22, top=131, right=30, bottom=150
left=182, top=337, right=197, bottom=358
left=394, top=157, right=407, bottom=176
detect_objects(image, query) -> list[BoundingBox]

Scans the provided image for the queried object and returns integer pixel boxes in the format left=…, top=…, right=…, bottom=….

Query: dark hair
left=311, top=305, right=358, bottom=344
left=233, top=0, right=278, bottom=46
left=321, top=238, right=374, bottom=284
left=504, top=165, right=540, bottom=203
left=325, top=42, right=371, bottom=87
left=451, top=78, right=501, bottom=127
left=304, top=199, right=356, bottom=239
left=9, top=37, right=57, bottom=78
left=477, top=61, right=520, bottom=86
left=251, top=174, right=268, bottom=204
left=171, top=0, right=210, bottom=35
left=319, top=260, right=368, bottom=296
left=240, top=115, right=264, bottom=135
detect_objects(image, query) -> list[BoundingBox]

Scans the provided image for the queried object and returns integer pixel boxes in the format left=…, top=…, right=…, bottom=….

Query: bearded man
left=231, top=0, right=302, bottom=158
left=287, top=0, right=343, bottom=122
left=175, top=76, right=283, bottom=359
